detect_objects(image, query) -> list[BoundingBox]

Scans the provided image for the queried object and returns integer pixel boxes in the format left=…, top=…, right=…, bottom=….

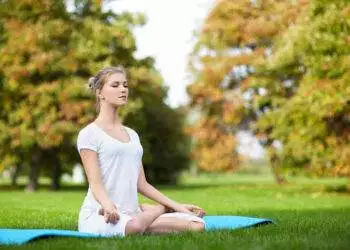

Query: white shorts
left=78, top=207, right=205, bottom=237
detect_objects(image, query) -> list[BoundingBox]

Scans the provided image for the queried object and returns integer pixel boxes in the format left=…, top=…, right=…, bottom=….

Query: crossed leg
left=144, top=216, right=205, bottom=234
left=125, top=204, right=165, bottom=235
left=125, top=204, right=205, bottom=236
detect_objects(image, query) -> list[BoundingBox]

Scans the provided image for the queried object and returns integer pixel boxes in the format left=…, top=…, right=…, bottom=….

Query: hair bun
left=88, top=77, right=96, bottom=90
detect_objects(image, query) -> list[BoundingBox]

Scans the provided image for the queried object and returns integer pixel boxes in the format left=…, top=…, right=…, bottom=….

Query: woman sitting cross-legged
left=77, top=66, right=206, bottom=237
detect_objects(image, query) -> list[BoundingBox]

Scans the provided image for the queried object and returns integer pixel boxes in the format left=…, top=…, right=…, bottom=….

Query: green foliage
left=186, top=0, right=304, bottom=173
left=188, top=0, right=349, bottom=178
left=0, top=0, right=190, bottom=187
left=252, top=0, right=350, bottom=176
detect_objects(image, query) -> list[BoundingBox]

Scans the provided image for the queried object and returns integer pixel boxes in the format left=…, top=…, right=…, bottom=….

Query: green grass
left=0, top=174, right=349, bottom=249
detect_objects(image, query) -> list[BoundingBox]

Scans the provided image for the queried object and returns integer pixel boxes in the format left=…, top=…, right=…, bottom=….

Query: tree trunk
left=50, top=151, right=61, bottom=190
left=11, top=153, right=24, bottom=186
left=11, top=164, right=22, bottom=187
left=26, top=152, right=41, bottom=192
left=268, top=145, right=287, bottom=185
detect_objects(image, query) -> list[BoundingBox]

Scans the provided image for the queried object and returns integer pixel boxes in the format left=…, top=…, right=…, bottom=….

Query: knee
left=189, top=221, right=205, bottom=232
left=125, top=220, right=146, bottom=235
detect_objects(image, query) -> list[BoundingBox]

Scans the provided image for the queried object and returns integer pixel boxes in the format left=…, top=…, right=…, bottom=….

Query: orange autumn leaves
left=186, top=0, right=350, bottom=177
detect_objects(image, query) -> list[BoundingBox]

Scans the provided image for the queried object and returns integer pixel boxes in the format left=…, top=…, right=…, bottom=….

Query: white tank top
left=76, top=122, right=143, bottom=215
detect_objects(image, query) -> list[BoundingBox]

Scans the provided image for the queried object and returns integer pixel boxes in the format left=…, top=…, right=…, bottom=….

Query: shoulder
left=124, top=125, right=140, bottom=139
left=77, top=123, right=102, bottom=145
left=78, top=123, right=98, bottom=137
left=76, top=123, right=101, bottom=152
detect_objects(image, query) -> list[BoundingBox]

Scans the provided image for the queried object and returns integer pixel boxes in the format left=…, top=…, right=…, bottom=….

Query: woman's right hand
left=98, top=201, right=120, bottom=224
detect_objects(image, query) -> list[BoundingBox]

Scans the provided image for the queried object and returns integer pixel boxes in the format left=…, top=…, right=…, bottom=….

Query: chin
left=116, top=101, right=127, bottom=106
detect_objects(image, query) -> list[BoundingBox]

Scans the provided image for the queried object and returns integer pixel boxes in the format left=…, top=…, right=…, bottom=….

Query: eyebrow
left=110, top=81, right=128, bottom=84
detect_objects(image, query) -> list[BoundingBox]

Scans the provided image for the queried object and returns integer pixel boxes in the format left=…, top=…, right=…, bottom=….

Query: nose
left=120, top=88, right=127, bottom=95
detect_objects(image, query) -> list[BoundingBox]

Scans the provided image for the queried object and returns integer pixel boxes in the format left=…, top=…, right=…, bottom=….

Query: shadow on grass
left=324, top=184, right=350, bottom=194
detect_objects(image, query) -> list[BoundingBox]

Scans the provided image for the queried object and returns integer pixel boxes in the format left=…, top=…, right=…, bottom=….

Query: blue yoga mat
left=0, top=215, right=273, bottom=245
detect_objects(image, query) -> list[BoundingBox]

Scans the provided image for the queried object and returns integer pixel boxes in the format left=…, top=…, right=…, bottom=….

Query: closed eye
left=111, top=81, right=128, bottom=88
left=112, top=85, right=128, bottom=88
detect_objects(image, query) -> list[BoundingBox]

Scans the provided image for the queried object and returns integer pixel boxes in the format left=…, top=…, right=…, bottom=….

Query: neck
left=95, top=104, right=121, bottom=127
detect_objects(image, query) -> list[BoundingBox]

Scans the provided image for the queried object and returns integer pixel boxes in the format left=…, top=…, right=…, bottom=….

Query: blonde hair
left=88, top=66, right=127, bottom=113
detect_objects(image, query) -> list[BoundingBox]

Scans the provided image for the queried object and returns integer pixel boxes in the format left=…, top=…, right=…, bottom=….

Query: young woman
left=76, top=66, right=206, bottom=237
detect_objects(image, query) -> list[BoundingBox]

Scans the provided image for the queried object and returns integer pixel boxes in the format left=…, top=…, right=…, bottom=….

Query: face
left=99, top=72, right=129, bottom=107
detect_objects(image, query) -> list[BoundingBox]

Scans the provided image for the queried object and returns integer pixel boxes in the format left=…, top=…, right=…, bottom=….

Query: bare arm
left=137, top=163, right=206, bottom=217
left=79, top=149, right=112, bottom=207
left=137, top=163, right=179, bottom=209
left=79, top=149, right=119, bottom=223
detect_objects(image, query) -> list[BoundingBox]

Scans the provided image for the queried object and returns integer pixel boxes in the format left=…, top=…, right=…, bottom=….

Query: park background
left=0, top=0, right=349, bottom=249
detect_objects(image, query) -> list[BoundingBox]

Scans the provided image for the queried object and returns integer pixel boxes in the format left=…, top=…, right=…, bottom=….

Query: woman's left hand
left=173, top=204, right=206, bottom=217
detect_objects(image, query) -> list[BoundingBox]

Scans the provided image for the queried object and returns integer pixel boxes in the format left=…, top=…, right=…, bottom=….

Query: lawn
left=0, top=174, right=349, bottom=249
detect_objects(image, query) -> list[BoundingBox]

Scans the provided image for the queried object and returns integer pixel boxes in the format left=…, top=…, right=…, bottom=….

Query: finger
left=110, top=214, right=115, bottom=224
left=108, top=211, right=115, bottom=223
left=107, top=213, right=112, bottom=223
left=195, top=207, right=204, bottom=216
left=108, top=214, right=113, bottom=224
left=186, top=205, right=200, bottom=211
left=110, top=212, right=116, bottom=221
left=99, top=208, right=104, bottom=215
left=191, top=205, right=201, bottom=210
left=114, top=213, right=120, bottom=223
left=115, top=214, right=120, bottom=224
left=112, top=213, right=118, bottom=224
left=106, top=211, right=114, bottom=223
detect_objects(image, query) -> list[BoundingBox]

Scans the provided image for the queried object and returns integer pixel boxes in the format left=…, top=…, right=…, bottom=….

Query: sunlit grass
left=0, top=174, right=349, bottom=249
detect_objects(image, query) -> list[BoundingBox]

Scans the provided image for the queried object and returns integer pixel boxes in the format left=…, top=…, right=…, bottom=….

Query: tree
left=186, top=0, right=306, bottom=180
left=250, top=0, right=350, bottom=177
left=0, top=0, right=190, bottom=189
left=187, top=0, right=349, bottom=182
